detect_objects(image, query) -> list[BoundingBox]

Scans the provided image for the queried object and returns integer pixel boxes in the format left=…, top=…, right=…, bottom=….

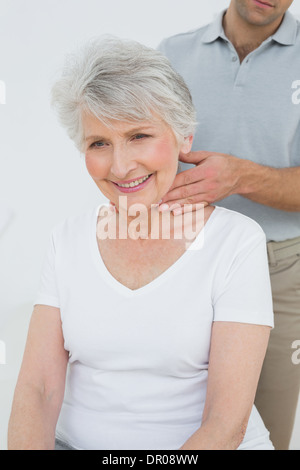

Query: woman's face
left=83, top=112, right=192, bottom=210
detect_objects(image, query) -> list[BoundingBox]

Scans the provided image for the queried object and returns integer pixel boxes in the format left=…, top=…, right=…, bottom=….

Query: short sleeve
left=213, top=231, right=274, bottom=328
left=34, top=230, right=60, bottom=308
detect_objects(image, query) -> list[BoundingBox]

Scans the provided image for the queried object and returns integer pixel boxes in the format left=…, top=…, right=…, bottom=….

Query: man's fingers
left=179, top=150, right=212, bottom=164
left=159, top=194, right=209, bottom=214
left=160, top=178, right=207, bottom=205
left=167, top=152, right=213, bottom=193
left=171, top=201, right=209, bottom=216
left=163, top=167, right=205, bottom=195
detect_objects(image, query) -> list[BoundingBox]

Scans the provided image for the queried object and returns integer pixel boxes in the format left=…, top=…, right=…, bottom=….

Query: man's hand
left=159, top=151, right=243, bottom=214
left=109, top=150, right=300, bottom=214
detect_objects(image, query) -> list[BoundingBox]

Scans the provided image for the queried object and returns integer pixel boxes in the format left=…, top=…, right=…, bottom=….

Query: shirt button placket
left=234, top=57, right=250, bottom=88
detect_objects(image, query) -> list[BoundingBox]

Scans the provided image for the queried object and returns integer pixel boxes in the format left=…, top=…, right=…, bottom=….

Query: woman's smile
left=110, top=172, right=155, bottom=192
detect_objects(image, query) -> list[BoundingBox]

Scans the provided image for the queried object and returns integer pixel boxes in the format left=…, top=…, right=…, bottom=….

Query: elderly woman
left=8, top=38, right=274, bottom=450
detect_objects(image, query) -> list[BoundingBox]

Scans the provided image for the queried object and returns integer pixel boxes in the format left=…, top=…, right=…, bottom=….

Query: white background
left=0, top=0, right=299, bottom=450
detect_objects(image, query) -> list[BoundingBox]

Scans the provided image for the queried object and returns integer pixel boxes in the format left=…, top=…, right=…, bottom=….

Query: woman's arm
left=180, top=321, right=270, bottom=450
left=8, top=305, right=69, bottom=450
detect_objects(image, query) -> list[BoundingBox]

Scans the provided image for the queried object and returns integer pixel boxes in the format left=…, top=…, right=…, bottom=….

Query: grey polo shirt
left=159, top=10, right=300, bottom=242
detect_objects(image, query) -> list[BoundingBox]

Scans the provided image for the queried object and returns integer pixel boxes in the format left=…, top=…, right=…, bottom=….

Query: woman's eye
left=88, top=134, right=150, bottom=149
left=90, top=141, right=105, bottom=149
left=133, top=134, right=150, bottom=141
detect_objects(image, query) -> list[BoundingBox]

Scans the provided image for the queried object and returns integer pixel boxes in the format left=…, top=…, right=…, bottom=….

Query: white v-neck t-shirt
left=34, top=205, right=274, bottom=450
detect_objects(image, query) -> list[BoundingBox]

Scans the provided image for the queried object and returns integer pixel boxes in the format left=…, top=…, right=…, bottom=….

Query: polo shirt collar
left=201, top=9, right=297, bottom=46
left=201, top=10, right=226, bottom=44
left=272, top=11, right=297, bottom=45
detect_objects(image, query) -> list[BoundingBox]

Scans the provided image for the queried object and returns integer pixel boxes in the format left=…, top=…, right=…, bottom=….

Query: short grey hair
left=51, top=36, right=197, bottom=152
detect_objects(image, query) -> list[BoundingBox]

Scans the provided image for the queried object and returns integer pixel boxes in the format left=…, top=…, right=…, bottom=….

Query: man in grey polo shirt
left=158, top=0, right=300, bottom=450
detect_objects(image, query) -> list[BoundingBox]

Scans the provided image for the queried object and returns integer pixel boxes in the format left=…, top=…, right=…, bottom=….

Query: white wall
left=0, top=0, right=299, bottom=450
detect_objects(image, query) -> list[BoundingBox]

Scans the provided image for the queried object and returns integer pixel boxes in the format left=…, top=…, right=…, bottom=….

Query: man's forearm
left=237, top=159, right=300, bottom=212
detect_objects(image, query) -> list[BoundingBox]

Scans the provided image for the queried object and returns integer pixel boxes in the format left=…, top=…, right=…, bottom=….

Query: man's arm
left=159, top=151, right=300, bottom=213
left=236, top=158, right=300, bottom=211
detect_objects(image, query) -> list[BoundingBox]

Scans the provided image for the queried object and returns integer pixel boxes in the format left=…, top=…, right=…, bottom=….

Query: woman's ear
left=180, top=135, right=193, bottom=155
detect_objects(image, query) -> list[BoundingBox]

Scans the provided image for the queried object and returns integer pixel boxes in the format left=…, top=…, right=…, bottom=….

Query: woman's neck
left=114, top=204, right=206, bottom=244
left=116, top=204, right=178, bottom=241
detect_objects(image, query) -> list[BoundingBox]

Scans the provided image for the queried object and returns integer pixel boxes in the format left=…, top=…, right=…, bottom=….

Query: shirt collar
left=202, top=9, right=298, bottom=46
left=201, top=10, right=226, bottom=44
left=272, top=11, right=298, bottom=45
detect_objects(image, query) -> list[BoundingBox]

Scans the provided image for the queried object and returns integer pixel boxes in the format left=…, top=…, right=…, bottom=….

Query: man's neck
left=223, top=6, right=284, bottom=62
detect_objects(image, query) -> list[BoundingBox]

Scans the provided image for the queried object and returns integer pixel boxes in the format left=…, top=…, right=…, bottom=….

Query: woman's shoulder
left=50, top=205, right=98, bottom=241
left=209, top=206, right=266, bottom=243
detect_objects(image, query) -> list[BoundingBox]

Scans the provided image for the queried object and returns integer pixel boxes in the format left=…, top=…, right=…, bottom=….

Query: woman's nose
left=110, top=146, right=138, bottom=180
